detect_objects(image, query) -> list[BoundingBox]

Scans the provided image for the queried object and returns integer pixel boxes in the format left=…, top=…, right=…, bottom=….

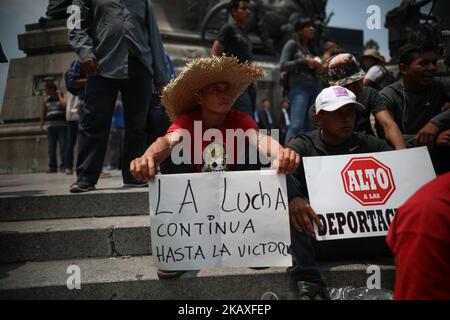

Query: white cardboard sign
left=303, top=147, right=436, bottom=241
left=149, top=170, right=292, bottom=270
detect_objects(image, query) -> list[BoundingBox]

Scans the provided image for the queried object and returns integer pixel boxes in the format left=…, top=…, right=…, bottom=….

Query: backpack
left=375, top=66, right=396, bottom=90
left=64, top=60, right=82, bottom=96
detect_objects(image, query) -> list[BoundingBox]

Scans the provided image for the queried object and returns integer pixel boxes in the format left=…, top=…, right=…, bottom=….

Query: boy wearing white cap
left=285, top=86, right=393, bottom=299
left=309, top=53, right=406, bottom=150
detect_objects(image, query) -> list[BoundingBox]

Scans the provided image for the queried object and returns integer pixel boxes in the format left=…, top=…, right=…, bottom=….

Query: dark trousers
left=279, top=128, right=287, bottom=147
left=107, top=127, right=125, bottom=169
left=47, top=125, right=67, bottom=171
left=289, top=227, right=392, bottom=287
left=429, top=146, right=450, bottom=175
left=76, top=72, right=153, bottom=185
left=146, top=94, right=171, bottom=147
left=233, top=84, right=256, bottom=119
left=65, top=120, right=79, bottom=169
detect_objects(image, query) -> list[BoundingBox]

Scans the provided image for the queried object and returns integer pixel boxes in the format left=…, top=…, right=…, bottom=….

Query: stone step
left=0, top=255, right=395, bottom=300
left=0, top=216, right=151, bottom=263
left=0, top=191, right=149, bottom=222
left=0, top=172, right=149, bottom=222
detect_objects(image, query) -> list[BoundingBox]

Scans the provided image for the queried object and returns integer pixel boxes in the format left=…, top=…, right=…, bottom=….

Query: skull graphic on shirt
left=201, top=142, right=228, bottom=172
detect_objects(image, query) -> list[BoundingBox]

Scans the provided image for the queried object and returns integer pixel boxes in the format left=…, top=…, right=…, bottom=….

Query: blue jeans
left=146, top=95, right=171, bottom=146
left=47, top=125, right=67, bottom=171
left=285, top=85, right=321, bottom=144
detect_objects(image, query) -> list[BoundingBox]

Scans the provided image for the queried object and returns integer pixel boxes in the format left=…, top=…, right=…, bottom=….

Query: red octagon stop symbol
left=341, top=157, right=396, bottom=206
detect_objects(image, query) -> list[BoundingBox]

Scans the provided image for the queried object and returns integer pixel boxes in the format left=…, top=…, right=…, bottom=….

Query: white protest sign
left=149, top=170, right=292, bottom=270
left=303, top=147, right=436, bottom=241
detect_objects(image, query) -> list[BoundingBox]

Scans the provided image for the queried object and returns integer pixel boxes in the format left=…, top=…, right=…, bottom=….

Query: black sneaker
left=123, top=181, right=148, bottom=188
left=70, top=182, right=96, bottom=193
left=157, top=269, right=186, bottom=279
left=261, top=291, right=298, bottom=300
left=297, top=281, right=330, bottom=300
left=261, top=292, right=279, bottom=300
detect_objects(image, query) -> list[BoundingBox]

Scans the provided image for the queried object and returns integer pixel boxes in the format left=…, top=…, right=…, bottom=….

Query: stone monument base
left=1, top=22, right=281, bottom=173
left=0, top=127, right=50, bottom=174
left=1, top=45, right=77, bottom=172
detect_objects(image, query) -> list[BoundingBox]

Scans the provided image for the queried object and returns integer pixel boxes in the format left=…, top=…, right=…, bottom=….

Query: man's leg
left=58, top=125, right=68, bottom=171
left=289, top=226, right=327, bottom=286
left=290, top=227, right=332, bottom=299
left=65, top=120, right=79, bottom=171
left=118, top=128, right=125, bottom=170
left=107, top=128, right=121, bottom=169
left=285, top=87, right=308, bottom=143
left=74, top=76, right=119, bottom=187
left=314, top=236, right=392, bottom=261
left=429, top=147, right=450, bottom=175
left=291, top=230, right=391, bottom=275
left=120, top=73, right=153, bottom=185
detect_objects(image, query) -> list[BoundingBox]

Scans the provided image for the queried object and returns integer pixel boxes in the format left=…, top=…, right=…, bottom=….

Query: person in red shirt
left=387, top=172, right=450, bottom=300
left=130, top=56, right=300, bottom=278
left=131, top=56, right=299, bottom=180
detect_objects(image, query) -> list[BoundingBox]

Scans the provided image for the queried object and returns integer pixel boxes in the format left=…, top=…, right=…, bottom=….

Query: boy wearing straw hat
left=131, top=56, right=300, bottom=278
left=131, top=56, right=299, bottom=181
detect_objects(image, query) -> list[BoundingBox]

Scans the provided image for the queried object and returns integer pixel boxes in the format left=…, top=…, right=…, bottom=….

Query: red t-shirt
left=387, top=172, right=450, bottom=300
left=167, top=111, right=259, bottom=172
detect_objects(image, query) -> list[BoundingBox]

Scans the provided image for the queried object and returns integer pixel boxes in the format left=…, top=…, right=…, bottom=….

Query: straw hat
left=362, top=48, right=383, bottom=62
left=161, top=56, right=265, bottom=120
left=325, top=53, right=366, bottom=87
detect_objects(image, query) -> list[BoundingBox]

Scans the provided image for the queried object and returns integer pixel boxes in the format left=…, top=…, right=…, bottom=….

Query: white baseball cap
left=315, top=86, right=365, bottom=114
